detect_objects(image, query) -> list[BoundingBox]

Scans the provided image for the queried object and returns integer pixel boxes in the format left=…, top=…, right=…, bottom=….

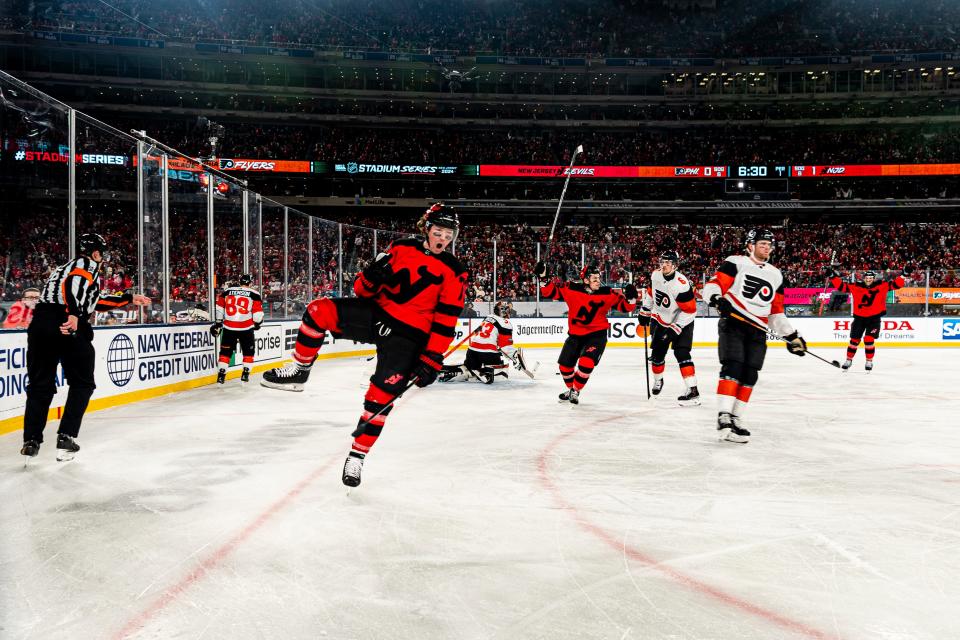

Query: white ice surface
left=2, top=347, right=960, bottom=640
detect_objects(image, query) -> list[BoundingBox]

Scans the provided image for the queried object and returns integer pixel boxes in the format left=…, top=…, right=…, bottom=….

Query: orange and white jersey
left=468, top=314, right=515, bottom=356
left=702, top=254, right=796, bottom=336
left=215, top=286, right=264, bottom=330
left=639, top=269, right=697, bottom=333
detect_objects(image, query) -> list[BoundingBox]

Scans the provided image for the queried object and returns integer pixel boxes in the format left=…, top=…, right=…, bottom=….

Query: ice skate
left=717, top=412, right=750, bottom=444
left=56, top=434, right=80, bottom=461
left=20, top=440, right=39, bottom=458
left=241, top=367, right=250, bottom=382
left=558, top=388, right=574, bottom=403
left=652, top=379, right=664, bottom=396
left=568, top=389, right=580, bottom=405
left=865, top=360, right=874, bottom=372
left=216, top=369, right=227, bottom=384
left=261, top=361, right=310, bottom=392
left=841, top=358, right=853, bottom=370
left=342, top=451, right=365, bottom=487
left=677, top=386, right=701, bottom=406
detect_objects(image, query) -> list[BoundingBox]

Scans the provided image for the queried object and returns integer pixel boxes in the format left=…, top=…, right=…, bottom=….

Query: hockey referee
left=21, top=233, right=151, bottom=461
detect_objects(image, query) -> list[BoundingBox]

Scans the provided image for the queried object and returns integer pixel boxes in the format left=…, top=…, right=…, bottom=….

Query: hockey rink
left=2, top=346, right=959, bottom=640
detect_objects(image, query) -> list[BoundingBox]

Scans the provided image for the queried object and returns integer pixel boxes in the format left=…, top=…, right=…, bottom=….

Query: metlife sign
left=334, top=162, right=459, bottom=176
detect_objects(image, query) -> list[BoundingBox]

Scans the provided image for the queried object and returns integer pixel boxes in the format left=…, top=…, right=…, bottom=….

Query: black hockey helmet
left=493, top=300, right=510, bottom=318
left=659, top=249, right=680, bottom=263
left=238, top=273, right=253, bottom=286
left=423, top=202, right=459, bottom=238
left=862, top=270, right=877, bottom=281
left=579, top=263, right=601, bottom=281
left=78, top=232, right=108, bottom=258
left=745, top=228, right=775, bottom=246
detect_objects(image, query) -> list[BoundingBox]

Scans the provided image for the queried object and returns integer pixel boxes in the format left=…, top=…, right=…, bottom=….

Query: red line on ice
left=112, top=455, right=339, bottom=640
left=536, top=413, right=840, bottom=640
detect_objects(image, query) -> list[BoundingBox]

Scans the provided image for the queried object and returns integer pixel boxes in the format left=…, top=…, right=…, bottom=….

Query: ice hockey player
left=827, top=268, right=904, bottom=371
left=534, top=262, right=637, bottom=404
left=21, top=233, right=151, bottom=461
left=702, top=229, right=807, bottom=443
left=260, top=203, right=467, bottom=487
left=638, top=250, right=700, bottom=405
left=210, top=273, right=264, bottom=384
left=439, top=301, right=527, bottom=383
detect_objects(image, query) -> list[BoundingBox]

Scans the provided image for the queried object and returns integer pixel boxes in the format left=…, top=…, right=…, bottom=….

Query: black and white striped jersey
left=39, top=256, right=132, bottom=317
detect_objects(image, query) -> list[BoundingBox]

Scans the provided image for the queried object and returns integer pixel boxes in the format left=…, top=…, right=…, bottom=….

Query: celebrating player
left=702, top=229, right=807, bottom=443
left=534, top=262, right=637, bottom=405
left=827, top=268, right=905, bottom=371
left=210, top=273, right=264, bottom=384
left=261, top=203, right=467, bottom=487
left=638, top=250, right=700, bottom=405
left=439, top=301, right=528, bottom=383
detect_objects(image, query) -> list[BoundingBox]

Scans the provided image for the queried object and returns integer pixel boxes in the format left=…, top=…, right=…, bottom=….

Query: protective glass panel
left=340, top=223, right=376, bottom=297
left=140, top=146, right=166, bottom=323
left=260, top=202, right=285, bottom=320
left=167, top=159, right=210, bottom=322
left=75, top=114, right=139, bottom=325
left=287, top=210, right=311, bottom=318
left=311, top=218, right=339, bottom=297
left=0, top=75, right=70, bottom=329
left=213, top=176, right=245, bottom=295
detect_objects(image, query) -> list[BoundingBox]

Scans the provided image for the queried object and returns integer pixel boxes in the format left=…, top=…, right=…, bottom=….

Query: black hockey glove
left=624, top=284, right=638, bottom=300
left=210, top=322, right=222, bottom=337
left=823, top=266, right=836, bottom=280
left=532, top=261, right=548, bottom=279
left=253, top=322, right=262, bottom=331
left=360, top=251, right=394, bottom=288
left=637, top=314, right=651, bottom=328
left=412, top=351, right=445, bottom=387
left=784, top=331, right=807, bottom=356
left=709, top=294, right=735, bottom=318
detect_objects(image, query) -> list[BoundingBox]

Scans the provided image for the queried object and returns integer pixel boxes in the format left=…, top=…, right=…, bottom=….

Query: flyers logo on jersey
left=741, top=274, right=775, bottom=302
left=654, top=290, right=671, bottom=307
left=379, top=265, right=444, bottom=304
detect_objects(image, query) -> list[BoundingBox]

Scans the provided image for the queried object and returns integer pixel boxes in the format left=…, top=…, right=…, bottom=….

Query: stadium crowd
left=2, top=209, right=957, bottom=324
left=19, top=0, right=960, bottom=57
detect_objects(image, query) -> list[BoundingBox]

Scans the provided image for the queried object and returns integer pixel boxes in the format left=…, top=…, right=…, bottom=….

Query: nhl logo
left=346, top=162, right=359, bottom=174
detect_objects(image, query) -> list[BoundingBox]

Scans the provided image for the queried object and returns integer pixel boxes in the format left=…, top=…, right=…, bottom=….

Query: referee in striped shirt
left=21, top=233, right=151, bottom=461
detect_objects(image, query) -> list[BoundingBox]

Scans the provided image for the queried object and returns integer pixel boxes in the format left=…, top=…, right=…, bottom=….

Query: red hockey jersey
left=541, top=280, right=635, bottom=336
left=354, top=237, right=468, bottom=354
left=829, top=275, right=905, bottom=319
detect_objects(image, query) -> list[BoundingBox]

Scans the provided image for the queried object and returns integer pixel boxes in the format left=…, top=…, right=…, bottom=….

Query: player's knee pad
left=576, top=355, right=596, bottom=374
left=740, top=367, right=759, bottom=388
left=674, top=347, right=692, bottom=363
left=719, top=361, right=744, bottom=383
left=303, top=298, right=338, bottom=333
left=863, top=336, right=875, bottom=345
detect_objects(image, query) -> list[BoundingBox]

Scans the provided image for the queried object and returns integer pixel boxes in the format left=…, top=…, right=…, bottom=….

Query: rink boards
left=0, top=316, right=956, bottom=435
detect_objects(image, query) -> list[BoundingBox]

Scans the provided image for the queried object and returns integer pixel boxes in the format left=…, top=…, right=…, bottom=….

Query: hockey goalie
left=440, top=302, right=531, bottom=383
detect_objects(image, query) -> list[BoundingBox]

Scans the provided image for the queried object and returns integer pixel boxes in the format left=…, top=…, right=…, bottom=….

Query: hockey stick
left=351, top=324, right=483, bottom=437
left=642, top=322, right=651, bottom=399
left=728, top=311, right=841, bottom=368
left=542, top=145, right=583, bottom=264
left=499, top=347, right=538, bottom=379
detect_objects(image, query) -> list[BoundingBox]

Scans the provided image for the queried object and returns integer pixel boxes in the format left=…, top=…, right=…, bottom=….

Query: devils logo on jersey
left=741, top=274, right=775, bottom=302
left=858, top=289, right=879, bottom=309
left=654, top=290, right=671, bottom=307
left=379, top=265, right=444, bottom=304
left=572, top=300, right=605, bottom=326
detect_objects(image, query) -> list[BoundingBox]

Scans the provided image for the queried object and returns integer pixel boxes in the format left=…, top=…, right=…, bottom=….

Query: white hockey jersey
left=469, top=314, right=515, bottom=356
left=215, top=286, right=264, bottom=330
left=701, top=254, right=796, bottom=336
left=639, top=269, right=697, bottom=333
